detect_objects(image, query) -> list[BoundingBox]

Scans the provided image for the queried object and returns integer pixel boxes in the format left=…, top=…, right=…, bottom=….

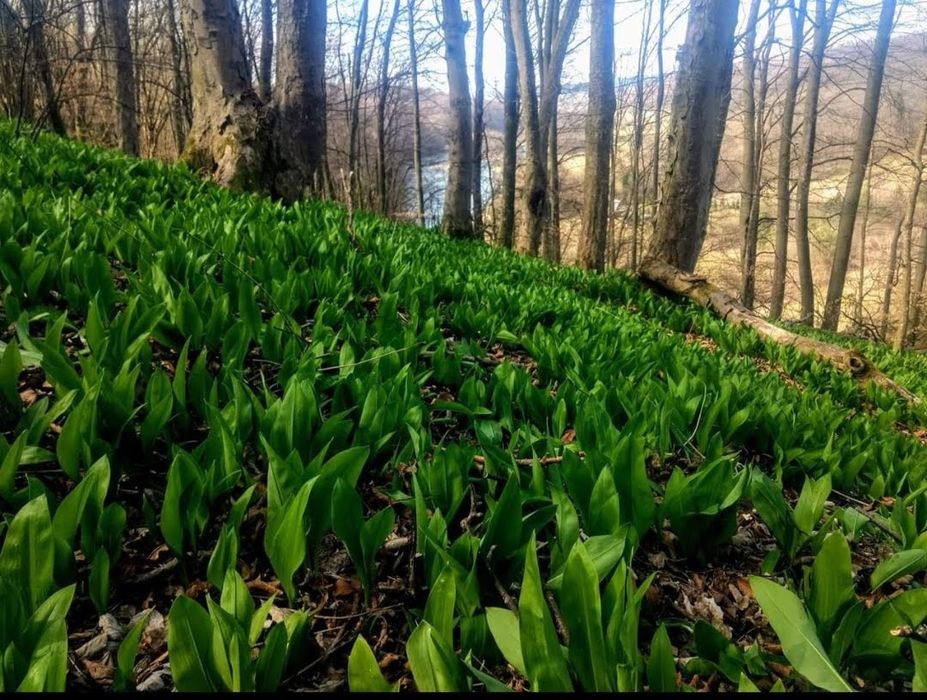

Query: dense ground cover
left=1, top=128, right=926, bottom=692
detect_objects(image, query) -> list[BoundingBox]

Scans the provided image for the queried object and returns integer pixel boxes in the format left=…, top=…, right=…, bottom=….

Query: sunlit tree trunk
left=500, top=0, right=518, bottom=250
left=441, top=0, right=474, bottom=238
left=472, top=0, right=485, bottom=238
left=101, top=0, right=139, bottom=156
left=407, top=0, right=424, bottom=227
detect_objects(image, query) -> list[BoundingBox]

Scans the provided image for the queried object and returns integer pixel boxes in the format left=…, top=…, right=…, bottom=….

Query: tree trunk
left=739, top=0, right=761, bottom=308
left=440, top=0, right=474, bottom=239
left=646, top=0, right=739, bottom=271
left=893, top=106, right=927, bottom=350
left=547, top=110, right=561, bottom=262
left=274, top=0, right=328, bottom=201
left=165, top=0, right=190, bottom=156
left=101, top=0, right=140, bottom=156
left=794, top=0, right=839, bottom=325
left=651, top=0, right=666, bottom=223
left=22, top=0, right=65, bottom=135
left=180, top=0, right=274, bottom=192
left=347, top=0, right=369, bottom=203
left=880, top=217, right=903, bottom=339
left=259, top=0, right=273, bottom=101
left=821, top=0, right=896, bottom=331
left=376, top=0, right=400, bottom=214
left=911, top=226, right=927, bottom=337
left=500, top=0, right=518, bottom=250
left=640, top=258, right=920, bottom=404
left=578, top=0, right=615, bottom=272
left=630, top=0, right=653, bottom=271
left=854, top=160, right=873, bottom=330
left=407, top=0, right=424, bottom=227
left=471, top=0, right=485, bottom=239
left=509, top=0, right=545, bottom=254
left=768, top=0, right=807, bottom=321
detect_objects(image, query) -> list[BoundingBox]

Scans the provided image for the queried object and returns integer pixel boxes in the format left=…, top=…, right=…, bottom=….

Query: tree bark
left=893, top=106, right=927, bottom=350
left=509, top=0, right=546, bottom=254
left=101, top=0, right=140, bottom=156
left=911, top=226, right=927, bottom=338
left=651, top=0, right=666, bottom=224
left=768, top=0, right=807, bottom=321
left=793, top=0, right=840, bottom=325
left=500, top=0, right=519, bottom=250
left=739, top=0, right=761, bottom=308
left=881, top=217, right=904, bottom=339
left=22, top=0, right=65, bottom=135
left=407, top=0, right=424, bottom=227
left=165, top=0, right=190, bottom=155
left=440, top=0, right=474, bottom=238
left=347, top=0, right=370, bottom=203
left=640, top=258, right=920, bottom=404
left=274, top=0, right=327, bottom=202
left=578, top=0, right=615, bottom=272
left=646, top=0, right=739, bottom=271
left=376, top=0, right=401, bottom=214
left=472, top=0, right=485, bottom=239
left=259, top=0, right=273, bottom=102
left=821, top=0, right=896, bottom=331
left=180, top=0, right=274, bottom=192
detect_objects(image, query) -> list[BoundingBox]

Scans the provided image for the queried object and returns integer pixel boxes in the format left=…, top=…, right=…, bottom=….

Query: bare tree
left=893, top=105, right=927, bottom=349
left=376, top=0, right=401, bottom=213
left=821, top=0, right=896, bottom=331
left=407, top=0, right=424, bottom=227
left=21, top=0, right=65, bottom=134
left=258, top=0, right=272, bottom=101
left=768, top=0, right=807, bottom=321
left=646, top=0, right=740, bottom=271
left=441, top=0, right=473, bottom=238
left=739, top=0, right=762, bottom=307
left=101, top=0, right=140, bottom=156
left=499, top=0, right=519, bottom=250
left=578, top=0, right=615, bottom=272
left=472, top=0, right=485, bottom=238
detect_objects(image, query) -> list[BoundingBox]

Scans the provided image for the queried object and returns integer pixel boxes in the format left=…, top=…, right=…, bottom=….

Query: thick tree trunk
left=893, top=106, right=927, bottom=350
left=578, top=0, right=615, bottom=272
left=22, top=0, right=65, bottom=135
left=821, top=0, right=896, bottom=331
left=500, top=0, right=518, bottom=250
left=259, top=0, right=273, bottom=101
left=768, top=0, right=807, bottom=321
left=794, top=0, right=839, bottom=325
left=274, top=0, right=327, bottom=201
left=180, top=0, right=274, bottom=192
left=640, top=258, right=920, bottom=404
left=407, top=0, right=424, bottom=227
left=440, top=0, right=474, bottom=238
left=509, top=0, right=545, bottom=254
left=375, top=0, right=400, bottom=213
left=101, top=0, right=140, bottom=156
left=472, top=0, right=485, bottom=239
left=739, top=0, right=761, bottom=307
left=646, top=0, right=739, bottom=271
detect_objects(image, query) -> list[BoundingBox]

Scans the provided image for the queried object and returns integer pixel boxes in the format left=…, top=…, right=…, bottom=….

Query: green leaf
left=870, top=549, right=927, bottom=591
left=793, top=474, right=831, bottom=536
left=52, top=455, right=109, bottom=545
left=558, top=541, right=611, bottom=691
left=168, top=596, right=220, bottom=691
left=255, top=622, right=288, bottom=692
left=738, top=673, right=760, bottom=691
left=264, top=477, right=316, bottom=602
left=89, top=548, right=110, bottom=613
left=913, top=641, right=927, bottom=692
left=647, top=624, right=677, bottom=692
left=749, top=576, right=852, bottom=692
left=407, top=622, right=466, bottom=692
left=0, top=339, right=22, bottom=405
left=486, top=607, right=526, bottom=677
left=348, top=636, right=399, bottom=692
left=808, top=532, right=855, bottom=642
left=424, top=565, right=457, bottom=648
left=220, top=568, right=254, bottom=629
left=0, top=495, right=55, bottom=613
left=518, top=532, right=572, bottom=691
left=113, top=610, right=151, bottom=691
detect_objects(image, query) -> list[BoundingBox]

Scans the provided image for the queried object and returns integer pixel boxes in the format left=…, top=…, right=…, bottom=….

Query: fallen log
left=638, top=257, right=921, bottom=405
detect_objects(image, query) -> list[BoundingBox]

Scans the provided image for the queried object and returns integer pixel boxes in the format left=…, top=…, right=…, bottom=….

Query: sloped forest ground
left=1, top=127, right=927, bottom=693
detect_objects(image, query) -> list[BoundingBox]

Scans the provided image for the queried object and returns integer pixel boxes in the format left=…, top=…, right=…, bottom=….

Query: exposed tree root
left=639, top=258, right=921, bottom=406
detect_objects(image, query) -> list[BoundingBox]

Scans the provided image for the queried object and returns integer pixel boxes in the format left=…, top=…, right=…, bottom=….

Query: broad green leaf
left=808, top=532, right=855, bottom=641
left=0, top=495, right=55, bottom=613
left=486, top=607, right=527, bottom=677
left=647, top=624, right=677, bottom=692
left=913, top=641, right=927, bottom=692
left=870, top=549, right=927, bottom=591
left=558, top=541, right=611, bottom=691
left=348, top=636, right=399, bottom=692
left=750, top=576, right=852, bottom=692
left=113, top=610, right=151, bottom=691
left=167, top=595, right=220, bottom=692
left=264, top=477, right=316, bottom=602
left=407, top=622, right=466, bottom=692
left=518, top=532, right=572, bottom=691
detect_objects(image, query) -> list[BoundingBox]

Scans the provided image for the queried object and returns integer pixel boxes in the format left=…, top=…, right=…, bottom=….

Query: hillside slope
left=1, top=129, right=926, bottom=692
